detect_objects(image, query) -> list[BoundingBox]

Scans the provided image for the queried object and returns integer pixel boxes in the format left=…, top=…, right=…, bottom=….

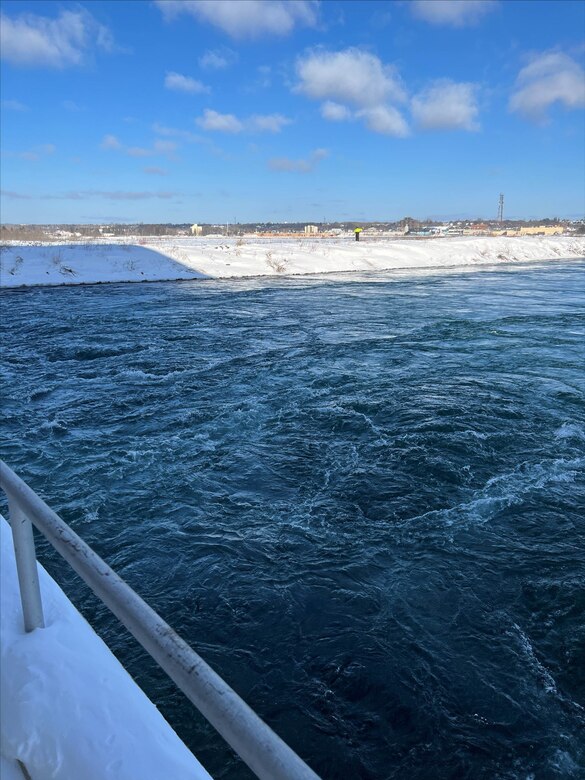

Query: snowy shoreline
left=1, top=235, right=584, bottom=288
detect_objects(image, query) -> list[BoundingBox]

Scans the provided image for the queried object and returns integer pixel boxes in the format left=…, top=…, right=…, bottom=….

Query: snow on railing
left=0, top=460, right=320, bottom=780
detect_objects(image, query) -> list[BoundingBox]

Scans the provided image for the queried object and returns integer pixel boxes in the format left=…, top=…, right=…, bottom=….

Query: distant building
left=491, top=225, right=565, bottom=237
left=517, top=225, right=564, bottom=236
left=304, top=224, right=319, bottom=235
left=190, top=224, right=203, bottom=236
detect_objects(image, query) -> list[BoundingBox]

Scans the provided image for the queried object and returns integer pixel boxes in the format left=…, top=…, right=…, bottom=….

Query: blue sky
left=1, top=0, right=584, bottom=224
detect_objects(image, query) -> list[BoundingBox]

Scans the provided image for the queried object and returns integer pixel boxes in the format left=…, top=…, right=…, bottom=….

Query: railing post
left=0, top=460, right=321, bottom=779
left=8, top=499, right=45, bottom=632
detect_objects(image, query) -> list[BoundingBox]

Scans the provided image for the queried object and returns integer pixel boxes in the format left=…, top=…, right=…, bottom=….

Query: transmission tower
left=497, top=193, right=504, bottom=223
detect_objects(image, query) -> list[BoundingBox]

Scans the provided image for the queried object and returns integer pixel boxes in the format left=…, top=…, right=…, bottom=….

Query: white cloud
left=320, top=101, right=352, bottom=121
left=1, top=190, right=32, bottom=199
left=196, top=109, right=244, bottom=133
left=1, top=100, right=28, bottom=111
left=47, top=190, right=181, bottom=201
left=410, top=0, right=498, bottom=27
left=152, top=123, right=205, bottom=143
left=295, top=48, right=406, bottom=108
left=100, top=135, right=178, bottom=159
left=412, top=80, right=480, bottom=130
left=20, top=144, right=57, bottom=160
left=256, top=65, right=272, bottom=88
left=126, top=147, right=152, bottom=158
left=244, top=65, right=273, bottom=92
left=318, top=101, right=410, bottom=136
left=196, top=109, right=292, bottom=133
left=295, top=48, right=409, bottom=137
left=268, top=148, right=328, bottom=173
left=62, top=100, right=82, bottom=111
left=155, top=0, right=318, bottom=39
left=357, top=105, right=410, bottom=136
left=509, top=51, right=585, bottom=121
left=153, top=140, right=179, bottom=155
left=3, top=144, right=56, bottom=161
left=248, top=114, right=292, bottom=132
left=164, top=71, right=210, bottom=94
left=144, top=166, right=168, bottom=176
left=0, top=9, right=114, bottom=68
left=101, top=190, right=177, bottom=201
left=100, top=134, right=122, bottom=150
left=199, top=48, right=237, bottom=70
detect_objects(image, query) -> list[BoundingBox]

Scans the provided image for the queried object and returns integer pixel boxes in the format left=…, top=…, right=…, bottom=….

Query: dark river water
left=2, top=261, right=585, bottom=779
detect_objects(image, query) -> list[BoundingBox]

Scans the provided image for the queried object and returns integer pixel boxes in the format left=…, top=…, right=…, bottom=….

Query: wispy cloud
left=62, top=100, right=82, bottom=111
left=46, top=190, right=181, bottom=201
left=197, top=109, right=243, bottom=133
left=100, top=134, right=178, bottom=159
left=126, top=147, right=152, bottom=158
left=0, top=8, right=115, bottom=68
left=4, top=144, right=56, bottom=161
left=199, top=47, right=237, bottom=70
left=248, top=114, right=292, bottom=132
left=1, top=189, right=32, bottom=199
left=152, top=123, right=202, bottom=143
left=71, top=190, right=180, bottom=201
left=153, top=139, right=178, bottom=155
left=320, top=101, right=352, bottom=121
left=1, top=99, right=29, bottom=111
left=268, top=148, right=328, bottom=173
left=153, top=122, right=227, bottom=157
left=155, top=0, right=318, bottom=39
left=244, top=65, right=274, bottom=93
left=144, top=166, right=168, bottom=176
left=412, top=80, right=480, bottom=131
left=410, top=0, right=498, bottom=27
left=256, top=65, right=272, bottom=88
left=319, top=102, right=409, bottom=136
left=196, top=108, right=292, bottom=133
left=509, top=51, right=585, bottom=122
left=164, top=71, right=210, bottom=94
left=357, top=105, right=409, bottom=136
left=100, top=134, right=122, bottom=150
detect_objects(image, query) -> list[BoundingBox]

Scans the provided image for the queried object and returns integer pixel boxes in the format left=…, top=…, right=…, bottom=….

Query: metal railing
left=0, top=460, right=320, bottom=780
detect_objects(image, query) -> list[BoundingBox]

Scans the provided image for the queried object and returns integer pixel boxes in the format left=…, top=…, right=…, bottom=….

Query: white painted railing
left=0, top=460, right=320, bottom=780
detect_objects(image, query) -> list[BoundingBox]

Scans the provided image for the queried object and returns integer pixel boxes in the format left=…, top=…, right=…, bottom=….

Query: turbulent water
left=2, top=261, right=585, bottom=779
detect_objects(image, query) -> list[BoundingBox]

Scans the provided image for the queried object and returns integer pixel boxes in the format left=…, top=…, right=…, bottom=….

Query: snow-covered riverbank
left=1, top=236, right=584, bottom=288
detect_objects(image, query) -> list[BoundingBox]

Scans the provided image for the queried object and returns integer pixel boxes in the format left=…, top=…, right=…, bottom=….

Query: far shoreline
left=1, top=235, right=584, bottom=290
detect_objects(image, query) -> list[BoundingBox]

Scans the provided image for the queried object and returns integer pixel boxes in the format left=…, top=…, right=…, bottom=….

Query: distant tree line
left=1, top=217, right=583, bottom=243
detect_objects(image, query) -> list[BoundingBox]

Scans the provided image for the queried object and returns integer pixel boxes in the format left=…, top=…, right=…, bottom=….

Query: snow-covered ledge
left=1, top=235, right=584, bottom=287
left=0, top=516, right=212, bottom=780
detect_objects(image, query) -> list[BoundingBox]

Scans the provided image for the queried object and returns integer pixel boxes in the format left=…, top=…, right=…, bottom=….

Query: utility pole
left=498, top=193, right=504, bottom=223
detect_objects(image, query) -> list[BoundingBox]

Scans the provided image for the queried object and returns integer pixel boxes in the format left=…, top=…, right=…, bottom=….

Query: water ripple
left=1, top=261, right=584, bottom=779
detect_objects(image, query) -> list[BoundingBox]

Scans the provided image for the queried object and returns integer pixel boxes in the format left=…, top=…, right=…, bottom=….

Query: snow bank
left=0, top=516, right=212, bottom=780
left=1, top=235, right=584, bottom=288
left=0, top=242, right=209, bottom=287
